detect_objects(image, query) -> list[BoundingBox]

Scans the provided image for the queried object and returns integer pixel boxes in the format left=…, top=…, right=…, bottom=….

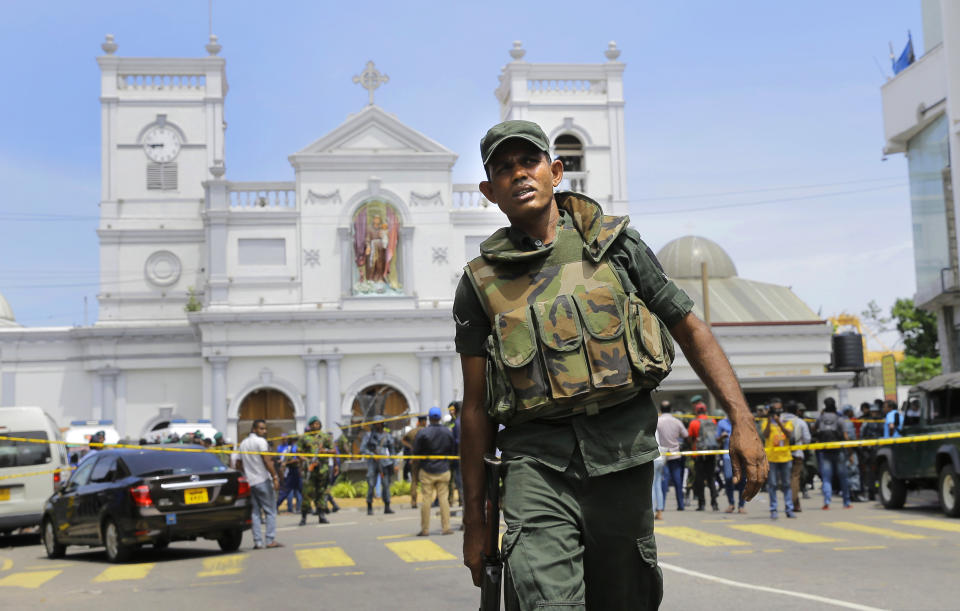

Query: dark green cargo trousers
left=501, top=450, right=662, bottom=610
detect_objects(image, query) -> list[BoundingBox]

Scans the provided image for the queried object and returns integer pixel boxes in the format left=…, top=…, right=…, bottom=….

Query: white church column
left=100, top=369, right=118, bottom=424
left=209, top=357, right=229, bottom=434
left=1, top=371, right=15, bottom=406
left=439, top=354, right=454, bottom=409
left=325, top=356, right=342, bottom=431
left=303, top=356, right=322, bottom=424
left=418, top=354, right=434, bottom=412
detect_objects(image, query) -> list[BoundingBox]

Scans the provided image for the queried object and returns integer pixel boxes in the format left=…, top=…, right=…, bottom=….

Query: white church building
left=0, top=36, right=852, bottom=443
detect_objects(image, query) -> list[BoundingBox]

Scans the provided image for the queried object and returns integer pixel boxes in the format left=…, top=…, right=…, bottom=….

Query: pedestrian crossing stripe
left=296, top=547, right=356, bottom=569
left=727, top=524, right=839, bottom=543
left=0, top=557, right=11, bottom=571
left=386, top=540, right=457, bottom=562
left=654, top=526, right=750, bottom=547
left=893, top=519, right=960, bottom=534
left=823, top=521, right=928, bottom=540
left=197, top=554, right=247, bottom=577
left=0, top=570, right=62, bottom=589
left=93, top=563, right=155, bottom=582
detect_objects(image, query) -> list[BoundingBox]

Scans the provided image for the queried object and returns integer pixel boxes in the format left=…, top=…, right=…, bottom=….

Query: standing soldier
left=299, top=416, right=338, bottom=525
left=456, top=120, right=768, bottom=609
left=361, top=416, right=398, bottom=515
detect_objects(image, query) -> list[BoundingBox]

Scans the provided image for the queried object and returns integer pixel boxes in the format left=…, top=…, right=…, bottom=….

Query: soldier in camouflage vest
left=456, top=120, right=770, bottom=610
left=299, top=416, right=338, bottom=526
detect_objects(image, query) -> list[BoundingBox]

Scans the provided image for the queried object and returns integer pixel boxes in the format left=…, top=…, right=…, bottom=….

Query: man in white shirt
left=238, top=419, right=282, bottom=549
left=656, top=401, right=689, bottom=513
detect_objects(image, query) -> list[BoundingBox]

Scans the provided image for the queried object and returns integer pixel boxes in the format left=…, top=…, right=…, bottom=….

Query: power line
left=631, top=183, right=906, bottom=216
left=631, top=176, right=904, bottom=202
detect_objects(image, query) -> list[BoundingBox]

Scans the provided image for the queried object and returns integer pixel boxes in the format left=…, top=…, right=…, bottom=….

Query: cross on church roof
left=353, top=61, right=389, bottom=106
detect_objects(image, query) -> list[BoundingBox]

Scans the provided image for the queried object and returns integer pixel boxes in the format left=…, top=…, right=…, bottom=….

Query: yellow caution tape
left=0, top=467, right=74, bottom=482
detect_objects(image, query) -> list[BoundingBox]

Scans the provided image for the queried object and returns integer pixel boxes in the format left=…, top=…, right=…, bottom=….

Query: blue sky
left=0, top=1, right=921, bottom=348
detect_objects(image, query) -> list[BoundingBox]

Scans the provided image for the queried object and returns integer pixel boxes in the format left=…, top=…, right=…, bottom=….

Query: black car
left=41, top=446, right=251, bottom=562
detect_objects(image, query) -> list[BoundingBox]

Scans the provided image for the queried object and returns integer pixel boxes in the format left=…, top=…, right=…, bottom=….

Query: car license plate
left=0, top=488, right=9, bottom=501
left=184, top=488, right=209, bottom=504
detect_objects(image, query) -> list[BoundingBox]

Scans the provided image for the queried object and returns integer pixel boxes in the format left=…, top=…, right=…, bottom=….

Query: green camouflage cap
left=481, top=120, right=550, bottom=166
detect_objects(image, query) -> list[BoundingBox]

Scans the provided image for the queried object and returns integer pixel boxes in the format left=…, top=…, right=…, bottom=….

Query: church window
left=351, top=200, right=403, bottom=296
left=146, top=162, right=178, bottom=191
left=554, top=134, right=585, bottom=191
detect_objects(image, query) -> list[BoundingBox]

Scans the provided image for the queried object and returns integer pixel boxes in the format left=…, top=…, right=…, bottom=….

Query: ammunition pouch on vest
left=465, top=192, right=675, bottom=426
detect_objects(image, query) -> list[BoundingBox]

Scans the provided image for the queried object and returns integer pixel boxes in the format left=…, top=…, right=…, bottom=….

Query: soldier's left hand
left=729, top=414, right=768, bottom=501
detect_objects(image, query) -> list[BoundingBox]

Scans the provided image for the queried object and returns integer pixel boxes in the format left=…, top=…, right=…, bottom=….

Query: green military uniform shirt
left=454, top=208, right=694, bottom=477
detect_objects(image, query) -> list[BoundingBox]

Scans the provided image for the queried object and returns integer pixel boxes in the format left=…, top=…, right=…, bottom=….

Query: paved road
left=0, top=491, right=957, bottom=610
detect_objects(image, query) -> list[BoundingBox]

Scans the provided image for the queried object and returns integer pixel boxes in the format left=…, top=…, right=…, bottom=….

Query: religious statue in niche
left=352, top=200, right=402, bottom=295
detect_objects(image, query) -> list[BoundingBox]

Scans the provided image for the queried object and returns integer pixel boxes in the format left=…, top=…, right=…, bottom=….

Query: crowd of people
left=232, top=402, right=464, bottom=549
left=654, top=395, right=908, bottom=520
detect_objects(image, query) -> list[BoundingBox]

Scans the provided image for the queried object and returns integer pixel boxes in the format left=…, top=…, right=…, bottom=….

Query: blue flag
left=892, top=33, right=915, bottom=75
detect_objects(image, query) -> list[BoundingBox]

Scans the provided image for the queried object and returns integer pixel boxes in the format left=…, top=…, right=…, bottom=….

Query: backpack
left=698, top=418, right=720, bottom=451
left=816, top=412, right=843, bottom=443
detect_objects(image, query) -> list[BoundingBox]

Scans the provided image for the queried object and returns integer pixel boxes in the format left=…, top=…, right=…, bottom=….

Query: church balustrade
left=227, top=182, right=297, bottom=209
left=452, top=185, right=492, bottom=209
left=117, top=73, right=206, bottom=90
left=527, top=79, right=606, bottom=95
left=559, top=171, right=587, bottom=193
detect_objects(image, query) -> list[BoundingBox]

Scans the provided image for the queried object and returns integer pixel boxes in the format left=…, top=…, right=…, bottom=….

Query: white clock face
left=142, top=126, right=182, bottom=162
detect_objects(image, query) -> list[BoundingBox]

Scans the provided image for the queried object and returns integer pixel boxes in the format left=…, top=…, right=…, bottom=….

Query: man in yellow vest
left=456, top=120, right=769, bottom=610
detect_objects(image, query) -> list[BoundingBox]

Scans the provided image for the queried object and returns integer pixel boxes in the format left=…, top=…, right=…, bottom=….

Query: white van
left=145, top=419, right=220, bottom=444
left=0, top=407, right=69, bottom=534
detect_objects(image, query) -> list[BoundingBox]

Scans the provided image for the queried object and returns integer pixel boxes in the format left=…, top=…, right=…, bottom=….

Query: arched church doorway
left=345, top=384, right=409, bottom=454
left=238, top=388, right=296, bottom=442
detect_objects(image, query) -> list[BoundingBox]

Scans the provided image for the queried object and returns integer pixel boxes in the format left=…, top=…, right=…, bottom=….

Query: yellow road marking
left=293, top=540, right=337, bottom=547
left=731, top=550, right=753, bottom=554
left=834, top=546, right=888, bottom=551
left=295, top=546, right=356, bottom=569
left=823, top=521, right=927, bottom=540
left=377, top=534, right=412, bottom=540
left=297, top=571, right=365, bottom=578
left=763, top=549, right=784, bottom=553
left=0, top=558, right=11, bottom=572
left=894, top=519, right=960, bottom=534
left=655, top=526, right=750, bottom=547
left=197, top=554, right=247, bottom=577
left=386, top=540, right=457, bottom=562
left=0, top=570, right=62, bottom=589
left=25, top=563, right=71, bottom=569
left=659, top=552, right=681, bottom=557
left=728, top=524, right=839, bottom=543
left=93, top=563, right=155, bottom=582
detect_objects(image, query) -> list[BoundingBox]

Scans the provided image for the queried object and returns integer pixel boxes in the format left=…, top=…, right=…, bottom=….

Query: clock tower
left=95, top=34, right=227, bottom=323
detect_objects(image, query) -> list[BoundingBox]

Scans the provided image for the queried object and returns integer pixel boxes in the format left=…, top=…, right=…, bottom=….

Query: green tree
left=897, top=355, right=942, bottom=386
left=890, top=298, right=939, bottom=358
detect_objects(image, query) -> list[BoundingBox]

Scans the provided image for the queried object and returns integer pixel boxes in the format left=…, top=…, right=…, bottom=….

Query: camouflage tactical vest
left=464, top=192, right=675, bottom=426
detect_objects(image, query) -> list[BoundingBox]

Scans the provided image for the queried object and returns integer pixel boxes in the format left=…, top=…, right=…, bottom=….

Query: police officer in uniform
left=361, top=416, right=398, bottom=515
left=299, top=416, right=338, bottom=525
left=456, top=120, right=769, bottom=610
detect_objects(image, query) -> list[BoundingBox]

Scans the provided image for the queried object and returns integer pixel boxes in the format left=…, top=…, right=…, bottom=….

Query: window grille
left=147, top=162, right=178, bottom=191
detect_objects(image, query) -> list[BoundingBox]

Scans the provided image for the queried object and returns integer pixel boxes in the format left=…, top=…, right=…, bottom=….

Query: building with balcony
left=0, top=36, right=854, bottom=442
left=881, top=0, right=960, bottom=372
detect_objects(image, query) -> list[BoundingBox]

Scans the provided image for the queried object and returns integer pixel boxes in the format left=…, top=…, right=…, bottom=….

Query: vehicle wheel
left=217, top=528, right=243, bottom=552
left=103, top=520, right=133, bottom=563
left=938, top=464, right=960, bottom=518
left=42, top=518, right=66, bottom=559
left=878, top=461, right=907, bottom=509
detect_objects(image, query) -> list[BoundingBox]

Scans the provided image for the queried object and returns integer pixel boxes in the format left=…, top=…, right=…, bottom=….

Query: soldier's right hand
left=462, top=506, right=491, bottom=587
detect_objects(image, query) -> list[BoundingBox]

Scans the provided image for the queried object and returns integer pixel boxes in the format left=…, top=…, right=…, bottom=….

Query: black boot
left=384, top=503, right=395, bottom=514
left=318, top=510, right=329, bottom=524
left=299, top=509, right=308, bottom=526
left=328, top=495, right=340, bottom=513
left=367, top=502, right=373, bottom=516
